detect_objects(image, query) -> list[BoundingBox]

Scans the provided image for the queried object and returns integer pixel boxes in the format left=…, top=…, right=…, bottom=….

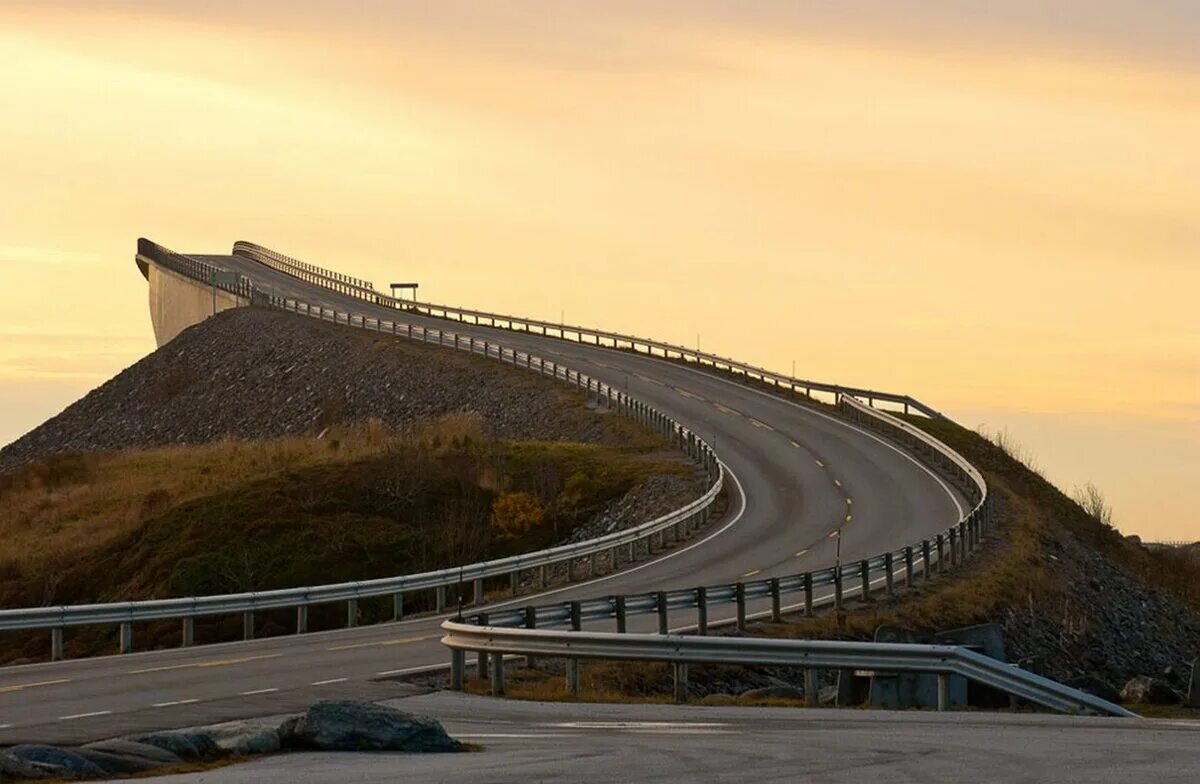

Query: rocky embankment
left=0, top=307, right=628, bottom=472
left=0, top=700, right=457, bottom=780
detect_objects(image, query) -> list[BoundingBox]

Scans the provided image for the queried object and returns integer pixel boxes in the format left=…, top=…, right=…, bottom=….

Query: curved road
left=0, top=249, right=965, bottom=744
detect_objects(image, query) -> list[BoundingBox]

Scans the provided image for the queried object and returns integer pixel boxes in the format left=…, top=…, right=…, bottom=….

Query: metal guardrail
left=228, top=241, right=944, bottom=418
left=136, top=238, right=254, bottom=300
left=232, top=240, right=373, bottom=291
left=439, top=621, right=1135, bottom=717
left=0, top=244, right=725, bottom=662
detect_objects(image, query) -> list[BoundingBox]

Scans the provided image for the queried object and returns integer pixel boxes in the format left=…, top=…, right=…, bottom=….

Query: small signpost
left=209, top=270, right=241, bottom=314
left=390, top=282, right=419, bottom=302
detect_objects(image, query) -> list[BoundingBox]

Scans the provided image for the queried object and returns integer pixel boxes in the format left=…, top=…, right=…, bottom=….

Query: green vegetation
left=0, top=414, right=693, bottom=663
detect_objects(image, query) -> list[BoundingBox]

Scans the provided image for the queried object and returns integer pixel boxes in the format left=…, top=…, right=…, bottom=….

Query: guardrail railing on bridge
left=229, top=241, right=944, bottom=417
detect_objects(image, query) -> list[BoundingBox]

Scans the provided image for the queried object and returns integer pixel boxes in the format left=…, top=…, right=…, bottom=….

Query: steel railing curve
left=438, top=621, right=1135, bottom=718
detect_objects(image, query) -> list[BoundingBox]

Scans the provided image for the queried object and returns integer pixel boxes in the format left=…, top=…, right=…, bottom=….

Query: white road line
left=455, top=732, right=581, bottom=739
left=240, top=688, right=278, bottom=696
left=795, top=549, right=809, bottom=557
left=152, top=698, right=200, bottom=708
left=0, top=723, right=11, bottom=729
left=59, top=710, right=111, bottom=721
left=311, top=678, right=349, bottom=686
left=550, top=721, right=729, bottom=729
left=376, top=664, right=449, bottom=677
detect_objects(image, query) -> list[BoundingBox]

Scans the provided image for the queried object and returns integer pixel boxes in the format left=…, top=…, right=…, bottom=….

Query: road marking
left=713, top=402, right=740, bottom=416
left=326, top=634, right=434, bottom=651
left=846, top=498, right=852, bottom=505
left=456, top=732, right=581, bottom=739
left=0, top=678, right=71, bottom=694
left=795, top=549, right=809, bottom=557
left=834, top=479, right=842, bottom=487
left=845, top=514, right=853, bottom=522
left=550, top=721, right=729, bottom=729
left=749, top=418, right=774, bottom=431
left=814, top=459, right=824, bottom=467
left=828, top=530, right=839, bottom=539
left=375, top=663, right=449, bottom=677
left=790, top=440, right=801, bottom=448
left=129, top=653, right=282, bottom=675
left=632, top=372, right=665, bottom=386
left=241, top=688, right=278, bottom=696
left=0, top=724, right=11, bottom=730
left=674, top=387, right=705, bottom=401
left=742, top=569, right=760, bottom=577
left=60, top=710, right=111, bottom=721
left=152, top=699, right=199, bottom=708
left=311, top=678, right=349, bottom=686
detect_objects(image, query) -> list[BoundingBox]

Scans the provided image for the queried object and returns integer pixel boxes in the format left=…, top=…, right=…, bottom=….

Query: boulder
left=7, top=744, right=105, bottom=778
left=82, top=739, right=183, bottom=766
left=129, top=730, right=221, bottom=760
left=1066, top=675, right=1121, bottom=705
left=202, top=720, right=284, bottom=755
left=742, top=685, right=805, bottom=701
left=1120, top=676, right=1181, bottom=705
left=286, top=700, right=458, bottom=752
left=0, top=750, right=57, bottom=780
left=73, top=748, right=164, bottom=775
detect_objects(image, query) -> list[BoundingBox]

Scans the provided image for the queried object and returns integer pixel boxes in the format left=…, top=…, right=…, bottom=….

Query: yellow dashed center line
left=846, top=499, right=852, bottom=505
left=632, top=372, right=665, bottom=387
left=0, top=678, right=71, bottom=694
left=713, top=403, right=741, bottom=417
left=790, top=440, right=802, bottom=448
left=129, top=653, right=282, bottom=675
left=749, top=418, right=774, bottom=431
left=834, top=479, right=842, bottom=488
left=845, top=514, right=853, bottom=522
left=815, top=460, right=824, bottom=468
left=794, top=549, right=809, bottom=558
left=742, top=569, right=761, bottom=578
left=828, top=530, right=840, bottom=539
left=326, top=635, right=435, bottom=652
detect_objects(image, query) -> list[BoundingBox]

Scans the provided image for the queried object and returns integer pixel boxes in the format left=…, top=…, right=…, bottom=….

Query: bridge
left=2, top=239, right=1187, bottom=774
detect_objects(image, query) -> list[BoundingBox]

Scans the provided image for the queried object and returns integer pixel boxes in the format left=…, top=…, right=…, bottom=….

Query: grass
left=0, top=414, right=696, bottom=663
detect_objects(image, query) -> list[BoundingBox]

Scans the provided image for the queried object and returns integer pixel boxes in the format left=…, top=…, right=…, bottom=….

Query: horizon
left=1, top=1, right=1196, bottom=540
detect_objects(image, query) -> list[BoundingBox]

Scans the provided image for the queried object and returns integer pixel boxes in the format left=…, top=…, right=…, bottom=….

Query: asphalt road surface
left=116, top=693, right=1200, bottom=783
left=1, top=249, right=966, bottom=743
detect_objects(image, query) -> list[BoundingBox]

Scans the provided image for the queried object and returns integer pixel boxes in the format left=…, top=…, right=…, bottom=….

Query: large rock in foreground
left=285, top=700, right=459, bottom=752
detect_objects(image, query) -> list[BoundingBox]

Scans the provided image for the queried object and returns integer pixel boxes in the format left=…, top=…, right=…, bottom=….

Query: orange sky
left=0, top=2, right=1196, bottom=539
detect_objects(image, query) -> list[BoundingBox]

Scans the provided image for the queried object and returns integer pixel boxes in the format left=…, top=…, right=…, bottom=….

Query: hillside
left=0, top=307, right=705, bottom=663
left=0, top=307, right=637, bottom=471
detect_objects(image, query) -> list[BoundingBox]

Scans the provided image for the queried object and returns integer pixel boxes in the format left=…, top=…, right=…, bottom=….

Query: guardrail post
left=922, top=540, right=932, bottom=581
left=937, top=673, right=949, bottom=711
left=393, top=593, right=404, bottom=621
left=181, top=617, right=194, bottom=648
left=491, top=653, right=505, bottom=697
left=119, top=622, right=133, bottom=654
left=948, top=529, right=958, bottom=568
left=735, top=583, right=747, bottom=631
left=627, top=541, right=636, bottom=564
left=696, top=587, right=708, bottom=635
left=477, top=613, right=490, bottom=680
left=567, top=601, right=583, bottom=695
left=657, top=592, right=669, bottom=634
left=674, top=663, right=689, bottom=704
left=884, top=553, right=895, bottom=596
left=860, top=560, right=871, bottom=601
left=589, top=552, right=598, bottom=578
left=296, top=605, right=309, bottom=634
left=243, top=611, right=255, bottom=641
left=904, top=547, right=915, bottom=586
left=615, top=596, right=628, bottom=633
left=804, top=668, right=818, bottom=707
left=935, top=535, right=945, bottom=575
left=804, top=573, right=814, bottom=617
left=524, top=607, right=538, bottom=668
left=51, top=628, right=65, bottom=661
left=510, top=571, right=519, bottom=595
left=473, top=578, right=484, bottom=605
left=347, top=599, right=358, bottom=628
left=770, top=578, right=782, bottom=622
left=450, top=648, right=465, bottom=691
left=834, top=569, right=844, bottom=611
left=539, top=565, right=549, bottom=589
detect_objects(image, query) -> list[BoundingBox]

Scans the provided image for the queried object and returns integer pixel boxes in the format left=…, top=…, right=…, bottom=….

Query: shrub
left=490, top=491, right=545, bottom=537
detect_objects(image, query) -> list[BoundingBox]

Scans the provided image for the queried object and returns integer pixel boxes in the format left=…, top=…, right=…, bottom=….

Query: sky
left=0, top=2, right=1196, bottom=539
